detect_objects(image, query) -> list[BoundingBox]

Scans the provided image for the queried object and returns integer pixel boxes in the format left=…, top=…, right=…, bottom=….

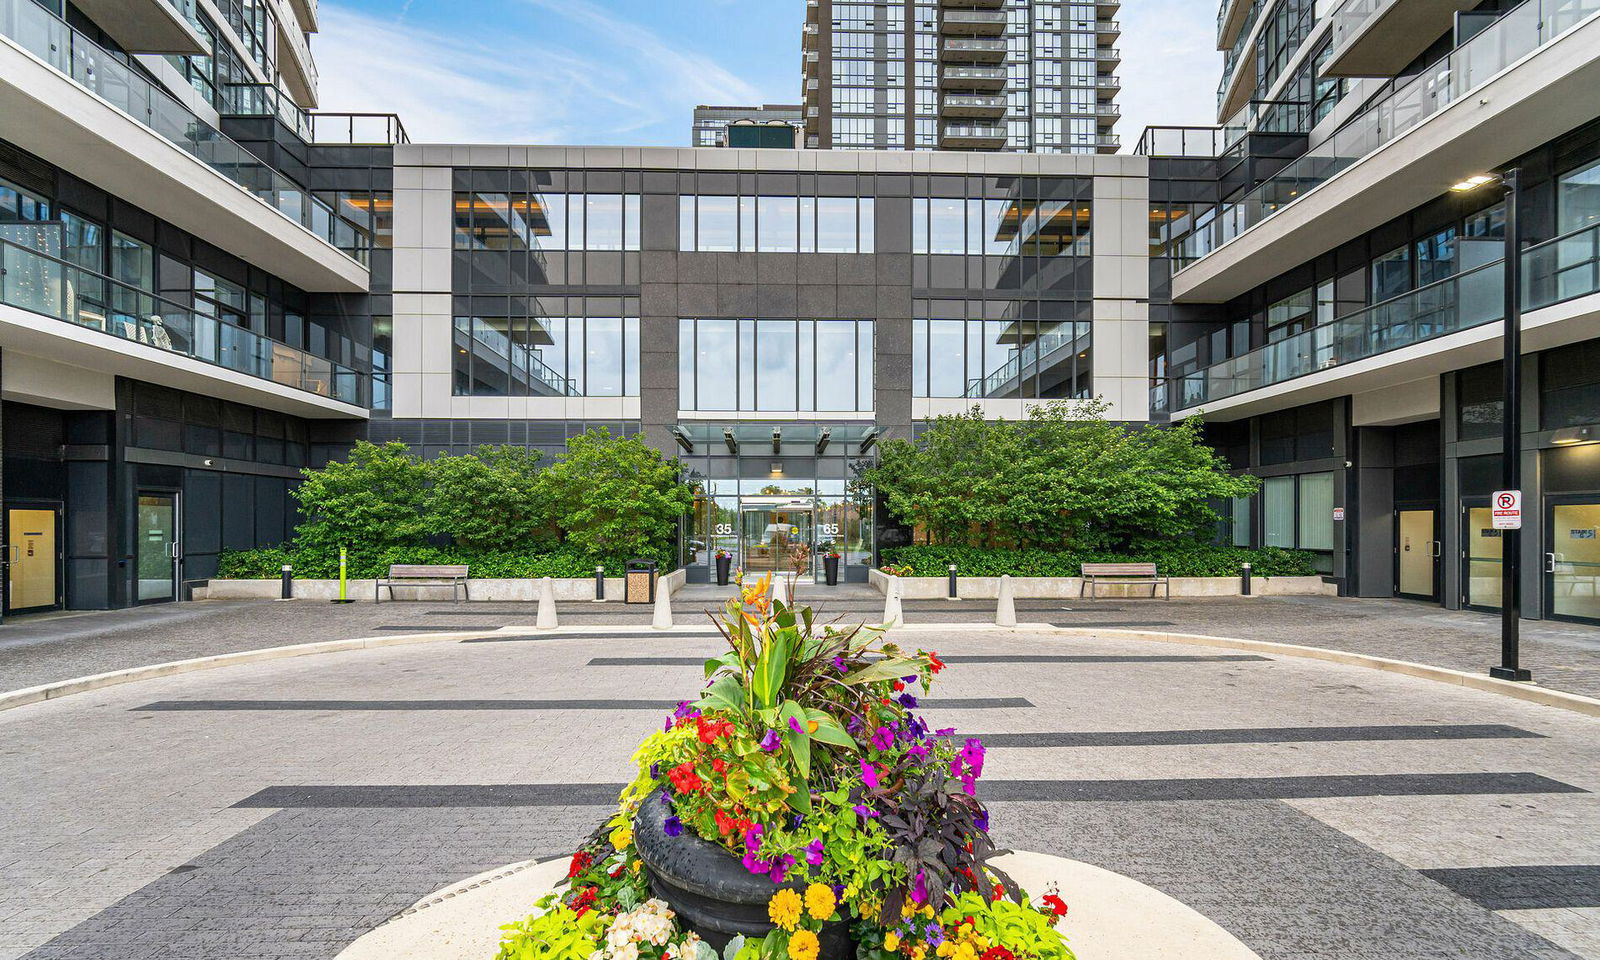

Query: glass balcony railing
left=0, top=230, right=367, bottom=406
left=1153, top=221, right=1600, bottom=412
left=1177, top=0, right=1600, bottom=267
left=0, top=0, right=371, bottom=265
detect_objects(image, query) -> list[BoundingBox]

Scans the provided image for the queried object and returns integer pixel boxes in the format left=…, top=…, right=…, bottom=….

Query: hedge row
left=879, top=544, right=1319, bottom=579
left=216, top=545, right=663, bottom=580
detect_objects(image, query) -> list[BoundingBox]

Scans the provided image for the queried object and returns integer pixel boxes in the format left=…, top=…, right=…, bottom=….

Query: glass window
left=927, top=319, right=967, bottom=396
left=1558, top=158, right=1600, bottom=234
left=758, top=196, right=798, bottom=253
left=697, top=196, right=738, bottom=252
left=586, top=316, right=624, bottom=395
left=1231, top=495, right=1252, bottom=547
left=1262, top=476, right=1296, bottom=547
left=756, top=320, right=798, bottom=410
left=1541, top=340, right=1600, bottom=430
left=0, top=176, right=48, bottom=223
left=858, top=197, right=875, bottom=253
left=680, top=319, right=872, bottom=412
left=110, top=232, right=154, bottom=291
left=816, top=321, right=859, bottom=411
left=531, top=192, right=568, bottom=251
left=1026, top=201, right=1090, bottom=256
left=60, top=210, right=103, bottom=272
left=739, top=196, right=757, bottom=253
left=1297, top=472, right=1336, bottom=551
left=697, top=319, right=738, bottom=409
left=585, top=195, right=625, bottom=251
left=1371, top=244, right=1410, bottom=302
left=1415, top=226, right=1458, bottom=287
left=817, top=197, right=858, bottom=253
left=927, top=198, right=965, bottom=255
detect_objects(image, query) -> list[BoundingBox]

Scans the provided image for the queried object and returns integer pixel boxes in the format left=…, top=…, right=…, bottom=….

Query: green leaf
left=699, top=675, right=746, bottom=714
left=751, top=632, right=791, bottom=710
left=779, top=699, right=810, bottom=778
left=704, top=650, right=739, bottom=680
left=722, top=936, right=747, bottom=960
left=840, top=657, right=921, bottom=686
left=804, top=710, right=857, bottom=750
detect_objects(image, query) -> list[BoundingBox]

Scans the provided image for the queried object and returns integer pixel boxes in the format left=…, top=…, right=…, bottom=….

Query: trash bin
left=625, top=559, right=658, bottom=604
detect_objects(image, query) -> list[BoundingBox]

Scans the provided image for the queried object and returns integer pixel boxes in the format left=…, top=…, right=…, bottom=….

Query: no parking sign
left=1491, top=490, right=1522, bottom=530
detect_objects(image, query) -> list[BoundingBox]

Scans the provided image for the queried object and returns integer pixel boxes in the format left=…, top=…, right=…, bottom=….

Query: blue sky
left=315, top=0, right=1221, bottom=150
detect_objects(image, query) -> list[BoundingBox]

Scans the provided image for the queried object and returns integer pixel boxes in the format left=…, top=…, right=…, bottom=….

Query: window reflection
left=453, top=315, right=639, bottom=397
left=679, top=196, right=874, bottom=253
left=912, top=317, right=1091, bottom=399
left=679, top=318, right=875, bottom=412
left=453, top=192, right=639, bottom=251
left=911, top=197, right=1090, bottom=256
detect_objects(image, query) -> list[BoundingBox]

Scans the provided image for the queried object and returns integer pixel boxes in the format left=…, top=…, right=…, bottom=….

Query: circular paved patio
left=1, top=626, right=1598, bottom=960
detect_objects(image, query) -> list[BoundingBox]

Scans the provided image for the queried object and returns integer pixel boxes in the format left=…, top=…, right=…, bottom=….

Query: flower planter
left=632, top=790, right=854, bottom=956
left=823, top=555, right=840, bottom=586
left=716, top=555, right=732, bottom=586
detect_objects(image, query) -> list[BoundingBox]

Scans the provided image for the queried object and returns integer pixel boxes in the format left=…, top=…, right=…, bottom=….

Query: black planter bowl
left=633, top=790, right=855, bottom=957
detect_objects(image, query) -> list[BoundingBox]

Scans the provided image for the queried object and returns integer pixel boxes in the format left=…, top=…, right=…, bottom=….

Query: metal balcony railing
left=223, top=85, right=411, bottom=146
left=0, top=0, right=372, bottom=264
left=939, top=65, right=1008, bottom=88
left=1176, top=0, right=1600, bottom=267
left=940, top=9, right=1007, bottom=32
left=1153, top=221, right=1600, bottom=412
left=0, top=229, right=366, bottom=405
left=940, top=37, right=1008, bottom=60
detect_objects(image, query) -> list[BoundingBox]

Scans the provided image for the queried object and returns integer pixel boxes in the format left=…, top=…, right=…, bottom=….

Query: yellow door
left=1465, top=505, right=1502, bottom=609
left=1550, top=503, right=1600, bottom=623
left=1397, top=510, right=1436, bottom=598
left=7, top=508, right=58, bottom=611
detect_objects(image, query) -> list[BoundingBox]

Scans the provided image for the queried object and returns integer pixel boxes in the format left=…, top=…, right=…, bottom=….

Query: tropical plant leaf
left=699, top=675, right=746, bottom=714
left=804, top=709, right=857, bottom=750
left=839, top=657, right=921, bottom=686
left=751, top=632, right=791, bottom=710
left=704, top=650, right=739, bottom=680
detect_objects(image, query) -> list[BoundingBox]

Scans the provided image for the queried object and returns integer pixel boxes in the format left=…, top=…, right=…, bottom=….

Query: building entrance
left=1547, top=498, right=1600, bottom=625
left=6, top=507, right=60, bottom=613
left=739, top=497, right=816, bottom=581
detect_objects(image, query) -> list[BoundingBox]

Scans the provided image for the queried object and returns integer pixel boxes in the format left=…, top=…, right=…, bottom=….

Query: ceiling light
left=1551, top=426, right=1596, bottom=446
left=1451, top=174, right=1497, bottom=192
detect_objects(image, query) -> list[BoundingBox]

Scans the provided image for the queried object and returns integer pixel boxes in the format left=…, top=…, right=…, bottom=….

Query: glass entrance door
left=1547, top=499, right=1600, bottom=625
left=1395, top=508, right=1439, bottom=601
left=740, top=501, right=816, bottom=581
left=6, top=507, right=59, bottom=612
left=136, top=492, right=180, bottom=604
left=1463, top=502, right=1502, bottom=611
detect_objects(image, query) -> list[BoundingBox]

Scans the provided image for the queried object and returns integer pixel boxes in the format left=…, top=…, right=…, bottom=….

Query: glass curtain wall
left=679, top=196, right=875, bottom=253
left=678, top=319, right=875, bottom=413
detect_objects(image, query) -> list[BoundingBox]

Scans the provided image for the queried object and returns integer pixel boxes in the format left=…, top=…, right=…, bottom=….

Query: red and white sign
left=1492, top=490, right=1522, bottom=530
left=1332, top=507, right=1345, bottom=521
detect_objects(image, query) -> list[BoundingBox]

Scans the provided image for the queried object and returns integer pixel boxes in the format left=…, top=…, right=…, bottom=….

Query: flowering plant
left=879, top=563, right=914, bottom=578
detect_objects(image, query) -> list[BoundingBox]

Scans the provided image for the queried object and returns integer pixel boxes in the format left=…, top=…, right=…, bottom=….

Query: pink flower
left=805, top=840, right=825, bottom=866
left=860, top=760, right=880, bottom=789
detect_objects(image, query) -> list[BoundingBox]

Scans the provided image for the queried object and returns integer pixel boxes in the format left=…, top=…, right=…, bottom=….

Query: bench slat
left=1080, top=563, right=1160, bottom=576
left=385, top=565, right=469, bottom=578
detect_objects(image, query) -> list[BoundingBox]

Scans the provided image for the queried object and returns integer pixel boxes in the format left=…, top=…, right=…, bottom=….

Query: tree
left=291, top=440, right=429, bottom=551
left=536, top=428, right=696, bottom=563
left=425, top=445, right=549, bottom=551
left=861, top=401, right=1258, bottom=551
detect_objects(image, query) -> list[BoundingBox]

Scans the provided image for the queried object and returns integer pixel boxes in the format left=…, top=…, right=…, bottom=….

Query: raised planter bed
left=868, top=568, right=1334, bottom=599
left=196, top=569, right=686, bottom=602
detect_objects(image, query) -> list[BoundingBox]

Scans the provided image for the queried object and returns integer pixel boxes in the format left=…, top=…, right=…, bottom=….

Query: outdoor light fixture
left=859, top=428, right=879, bottom=455
left=1451, top=173, right=1497, bottom=192
left=723, top=429, right=738, bottom=455
left=770, top=462, right=784, bottom=474
left=1551, top=426, right=1597, bottom=446
left=815, top=428, right=832, bottom=456
left=671, top=427, right=693, bottom=454
left=772, top=428, right=782, bottom=455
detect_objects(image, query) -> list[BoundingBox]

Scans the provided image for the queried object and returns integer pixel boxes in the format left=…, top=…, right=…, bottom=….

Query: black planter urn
left=823, top=555, right=840, bottom=586
left=716, top=555, right=732, bottom=586
left=632, top=790, right=854, bottom=956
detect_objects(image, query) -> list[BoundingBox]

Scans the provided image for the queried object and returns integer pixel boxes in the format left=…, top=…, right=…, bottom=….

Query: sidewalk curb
left=2, top=622, right=1598, bottom=720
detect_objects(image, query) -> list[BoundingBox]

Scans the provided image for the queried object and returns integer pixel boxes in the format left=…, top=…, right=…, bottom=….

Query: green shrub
left=880, top=543, right=1317, bottom=578
left=426, top=445, right=550, bottom=551
left=214, top=544, right=647, bottom=580
left=216, top=546, right=291, bottom=579
left=291, top=440, right=430, bottom=553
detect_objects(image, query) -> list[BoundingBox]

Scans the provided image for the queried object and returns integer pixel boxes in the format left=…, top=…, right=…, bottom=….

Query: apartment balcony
left=1172, top=1, right=1600, bottom=304
left=939, top=93, right=1006, bottom=118
left=939, top=123, right=1008, bottom=149
left=938, top=65, right=1008, bottom=90
left=70, top=0, right=205, bottom=54
left=1093, top=75, right=1121, bottom=91
left=1324, top=0, right=1482, bottom=77
left=0, top=0, right=369, bottom=292
left=1216, top=0, right=1255, bottom=50
left=276, top=15, right=319, bottom=108
left=1095, top=47, right=1121, bottom=65
left=940, top=37, right=1007, bottom=63
left=1095, top=19, right=1120, bottom=37
left=939, top=0, right=1004, bottom=8
left=288, top=0, right=318, bottom=32
left=1094, top=102, right=1121, bottom=116
left=802, top=21, right=817, bottom=49
left=1160, top=221, right=1600, bottom=419
left=939, top=9, right=1007, bottom=35
left=0, top=228, right=368, bottom=418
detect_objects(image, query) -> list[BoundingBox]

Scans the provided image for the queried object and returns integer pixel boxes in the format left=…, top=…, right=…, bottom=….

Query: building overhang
left=1169, top=291, right=1600, bottom=422
left=72, top=0, right=207, bottom=55
left=1173, top=13, right=1600, bottom=304
left=1323, top=0, right=1481, bottom=78
left=0, top=36, right=366, bottom=293
left=0, top=303, right=369, bottom=420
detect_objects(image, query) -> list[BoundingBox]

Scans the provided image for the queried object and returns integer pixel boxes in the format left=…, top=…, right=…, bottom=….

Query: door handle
left=1429, top=541, right=1442, bottom=558
left=1546, top=552, right=1557, bottom=573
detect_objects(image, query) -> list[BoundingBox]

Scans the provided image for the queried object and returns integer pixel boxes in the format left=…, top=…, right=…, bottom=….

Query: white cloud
left=1115, top=0, right=1224, bottom=150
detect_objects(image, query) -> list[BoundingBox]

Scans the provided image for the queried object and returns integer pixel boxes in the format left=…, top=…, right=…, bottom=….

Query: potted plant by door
left=715, top=550, right=732, bottom=586
left=823, top=546, right=841, bottom=586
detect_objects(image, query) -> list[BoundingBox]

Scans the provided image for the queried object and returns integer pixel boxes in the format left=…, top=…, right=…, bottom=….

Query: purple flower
left=974, top=809, right=989, bottom=832
left=911, top=870, right=928, bottom=905
left=649, top=763, right=659, bottom=779
left=961, top=738, right=986, bottom=777
left=860, top=760, right=880, bottom=789
left=805, top=840, right=825, bottom=866
left=897, top=693, right=918, bottom=709
left=925, top=923, right=944, bottom=947
left=769, top=854, right=797, bottom=883
left=902, top=675, right=918, bottom=684
left=935, top=727, right=956, bottom=737
left=673, top=701, right=700, bottom=721
left=852, top=804, right=878, bottom=820
left=742, top=852, right=772, bottom=875
left=663, top=816, right=683, bottom=837
left=871, top=726, right=896, bottom=751
left=908, top=743, right=929, bottom=759
left=789, top=717, right=806, bottom=735
left=791, top=813, right=806, bottom=829
left=744, top=824, right=765, bottom=851
left=847, top=715, right=864, bottom=736
left=833, top=655, right=848, bottom=674
left=663, top=717, right=672, bottom=733
left=759, top=729, right=782, bottom=752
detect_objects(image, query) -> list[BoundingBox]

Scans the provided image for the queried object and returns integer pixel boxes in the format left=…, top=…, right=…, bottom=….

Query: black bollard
left=948, top=563, right=958, bottom=599
left=1241, top=562, right=1252, bottom=597
left=595, top=565, right=606, bottom=602
left=280, top=564, right=293, bottom=600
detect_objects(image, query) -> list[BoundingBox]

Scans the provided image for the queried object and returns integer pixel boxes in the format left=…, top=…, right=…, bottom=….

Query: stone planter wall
left=869, top=570, right=1335, bottom=599
left=197, top=568, right=687, bottom=602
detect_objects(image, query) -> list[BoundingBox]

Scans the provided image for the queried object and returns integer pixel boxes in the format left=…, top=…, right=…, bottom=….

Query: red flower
left=929, top=652, right=945, bottom=674
left=567, top=851, right=592, bottom=878
left=1041, top=894, right=1068, bottom=917
left=696, top=717, right=733, bottom=744
left=668, top=762, right=704, bottom=793
left=892, top=681, right=905, bottom=692
left=715, top=809, right=736, bottom=836
left=711, top=758, right=728, bottom=774
left=979, top=949, right=1015, bottom=960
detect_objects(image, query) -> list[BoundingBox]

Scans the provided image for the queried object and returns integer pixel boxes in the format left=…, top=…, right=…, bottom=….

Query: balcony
left=938, top=65, right=1007, bottom=90
left=939, top=123, right=1008, bottom=149
left=1216, top=0, right=1256, bottom=50
left=288, top=0, right=318, bottom=32
left=1157, top=222, right=1600, bottom=416
left=0, top=230, right=367, bottom=417
left=939, top=9, right=1007, bottom=35
left=802, top=22, right=817, bottom=49
left=1324, top=0, right=1482, bottom=78
left=276, top=14, right=320, bottom=107
left=1094, top=75, right=1121, bottom=90
left=1173, top=0, right=1600, bottom=303
left=1095, top=19, right=1120, bottom=36
left=0, top=0, right=370, bottom=292
left=940, top=37, right=1007, bottom=63
left=939, top=0, right=1004, bottom=8
left=940, top=93, right=1006, bottom=118
left=1095, top=47, right=1121, bottom=64
left=72, top=0, right=205, bottom=54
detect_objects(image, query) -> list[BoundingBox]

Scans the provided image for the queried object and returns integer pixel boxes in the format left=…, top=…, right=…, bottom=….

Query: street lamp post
left=1491, top=168, right=1532, bottom=682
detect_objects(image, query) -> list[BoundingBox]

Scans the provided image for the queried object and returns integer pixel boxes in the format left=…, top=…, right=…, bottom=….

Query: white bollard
left=652, top=580, right=674, bottom=629
left=770, top=575, right=790, bottom=609
left=537, top=576, right=558, bottom=629
left=995, top=574, right=1017, bottom=628
left=882, top=577, right=903, bottom=627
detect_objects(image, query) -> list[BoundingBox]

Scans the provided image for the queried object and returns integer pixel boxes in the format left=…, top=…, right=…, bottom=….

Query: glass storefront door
left=740, top=499, right=816, bottom=581
left=1463, top=502, right=1502, bottom=611
left=1395, top=508, right=1439, bottom=601
left=136, top=492, right=180, bottom=604
left=6, top=507, right=59, bottom=612
left=1547, top=499, right=1600, bottom=625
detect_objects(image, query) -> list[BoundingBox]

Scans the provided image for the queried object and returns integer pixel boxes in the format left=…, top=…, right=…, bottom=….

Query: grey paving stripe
left=234, top=783, right=626, bottom=808
left=1420, top=865, right=1600, bottom=911
left=979, top=773, right=1586, bottom=802
left=132, top=696, right=1035, bottom=712
left=1042, top=620, right=1177, bottom=627
left=587, top=653, right=1268, bottom=666
left=461, top=631, right=724, bottom=642
left=969, top=724, right=1543, bottom=748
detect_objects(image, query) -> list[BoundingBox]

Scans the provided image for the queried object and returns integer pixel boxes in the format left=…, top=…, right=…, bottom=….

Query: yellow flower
left=804, top=883, right=836, bottom=921
left=883, top=932, right=900, bottom=952
left=768, top=888, right=803, bottom=932
left=912, top=947, right=926, bottom=960
left=787, top=929, right=820, bottom=960
left=609, top=824, right=632, bottom=851
left=630, top=859, right=642, bottom=873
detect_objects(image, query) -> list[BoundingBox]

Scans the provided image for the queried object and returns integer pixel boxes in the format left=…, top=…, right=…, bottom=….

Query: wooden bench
left=1080, top=562, right=1169, bottom=600
left=375, top=564, right=470, bottom=602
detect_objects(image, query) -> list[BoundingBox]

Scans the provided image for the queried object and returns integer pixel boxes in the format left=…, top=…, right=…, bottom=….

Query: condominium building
left=1145, top=0, right=1600, bottom=623
left=691, top=105, right=805, bottom=148
left=800, top=0, right=1122, bottom=154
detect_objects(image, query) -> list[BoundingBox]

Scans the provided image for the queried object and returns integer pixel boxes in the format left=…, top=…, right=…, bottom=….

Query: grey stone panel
left=797, top=254, right=838, bottom=285
left=640, top=195, right=679, bottom=251
left=755, top=255, right=799, bottom=285
left=715, top=253, right=758, bottom=285
left=717, top=285, right=759, bottom=316
left=796, top=285, right=839, bottom=317
left=837, top=256, right=876, bottom=287
left=638, top=251, right=678, bottom=283
left=756, top=285, right=798, bottom=317
left=837, top=285, right=876, bottom=319
left=676, top=283, right=718, bottom=317
left=676, top=254, right=717, bottom=286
